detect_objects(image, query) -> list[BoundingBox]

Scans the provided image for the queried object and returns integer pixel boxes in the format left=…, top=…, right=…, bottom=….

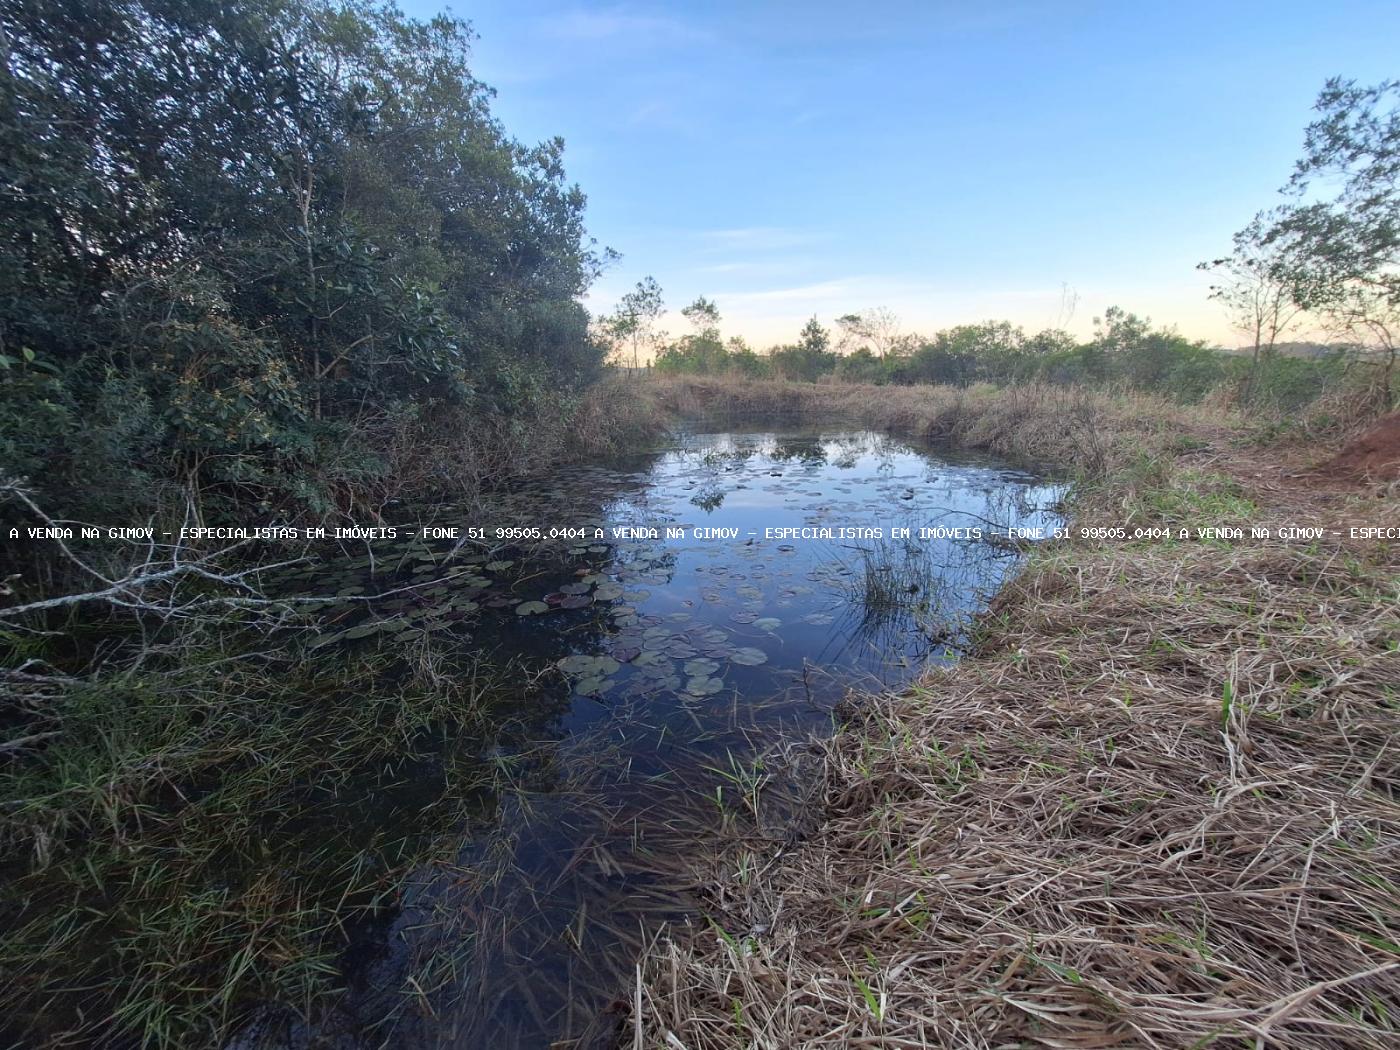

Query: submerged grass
left=635, top=378, right=1400, bottom=1048
left=0, top=371, right=674, bottom=1047
left=0, top=622, right=536, bottom=1046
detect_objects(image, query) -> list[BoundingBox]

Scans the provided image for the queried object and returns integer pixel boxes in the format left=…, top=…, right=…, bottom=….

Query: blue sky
left=402, top=1, right=1400, bottom=347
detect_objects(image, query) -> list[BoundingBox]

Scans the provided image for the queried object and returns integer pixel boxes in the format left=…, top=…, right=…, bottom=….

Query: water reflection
left=247, top=428, right=1063, bottom=1049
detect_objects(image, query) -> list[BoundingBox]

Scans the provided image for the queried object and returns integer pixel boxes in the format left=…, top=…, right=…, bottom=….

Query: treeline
left=0, top=0, right=606, bottom=525
left=625, top=301, right=1348, bottom=411
left=604, top=76, right=1400, bottom=419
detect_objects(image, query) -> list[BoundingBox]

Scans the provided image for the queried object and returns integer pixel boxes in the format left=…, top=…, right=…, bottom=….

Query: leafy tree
left=0, top=0, right=604, bottom=520
left=835, top=307, right=901, bottom=357
left=798, top=316, right=831, bottom=354
left=1200, top=211, right=1307, bottom=405
left=681, top=296, right=721, bottom=340
left=768, top=317, right=835, bottom=381
left=603, top=276, right=665, bottom=370
left=725, top=337, right=768, bottom=377
left=1254, top=78, right=1400, bottom=406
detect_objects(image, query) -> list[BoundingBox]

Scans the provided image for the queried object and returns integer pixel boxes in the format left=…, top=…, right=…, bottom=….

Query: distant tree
left=681, top=296, right=721, bottom=340
left=726, top=336, right=767, bottom=377
left=766, top=317, right=835, bottom=382
left=605, top=276, right=665, bottom=371
left=1200, top=211, right=1307, bottom=404
left=835, top=307, right=901, bottom=357
left=1023, top=329, right=1076, bottom=356
left=798, top=316, right=831, bottom=354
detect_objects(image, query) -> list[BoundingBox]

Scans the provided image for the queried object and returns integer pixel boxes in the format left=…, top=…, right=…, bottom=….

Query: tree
left=0, top=0, right=605, bottom=520
left=835, top=307, right=901, bottom=357
left=655, top=295, right=726, bottom=374
left=1200, top=211, right=1306, bottom=405
left=681, top=296, right=721, bottom=340
left=798, top=316, right=831, bottom=354
left=768, top=317, right=835, bottom=382
left=1253, top=78, right=1400, bottom=407
left=604, top=276, right=665, bottom=371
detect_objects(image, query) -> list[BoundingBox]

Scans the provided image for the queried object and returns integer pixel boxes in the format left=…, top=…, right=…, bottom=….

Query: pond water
left=249, top=426, right=1064, bottom=1049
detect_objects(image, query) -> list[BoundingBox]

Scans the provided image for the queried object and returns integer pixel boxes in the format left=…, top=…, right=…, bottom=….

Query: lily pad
left=557, top=654, right=597, bottom=676
left=684, top=676, right=724, bottom=697
left=559, top=594, right=593, bottom=609
left=575, top=675, right=617, bottom=697
left=557, top=653, right=620, bottom=678
left=593, top=582, right=624, bottom=601
left=484, top=560, right=515, bottom=572
left=514, top=601, right=550, bottom=616
left=730, top=646, right=768, bottom=666
left=683, top=658, right=720, bottom=676
left=753, top=617, right=782, bottom=631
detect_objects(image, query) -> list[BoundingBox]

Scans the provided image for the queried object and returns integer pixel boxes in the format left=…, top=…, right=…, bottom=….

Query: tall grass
left=644, top=375, right=1232, bottom=478
left=0, top=616, right=539, bottom=1046
left=633, top=380, right=1400, bottom=1048
left=0, top=366, right=675, bottom=1047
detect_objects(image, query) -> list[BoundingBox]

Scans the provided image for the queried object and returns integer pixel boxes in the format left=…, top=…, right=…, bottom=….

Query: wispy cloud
left=692, top=258, right=815, bottom=278
left=538, top=7, right=712, bottom=47
left=720, top=279, right=862, bottom=306
left=695, top=226, right=821, bottom=252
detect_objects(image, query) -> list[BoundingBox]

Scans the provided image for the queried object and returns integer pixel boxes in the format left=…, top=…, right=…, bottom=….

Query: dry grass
left=634, top=378, right=1400, bottom=1049
left=316, top=374, right=672, bottom=518
left=646, top=375, right=1226, bottom=477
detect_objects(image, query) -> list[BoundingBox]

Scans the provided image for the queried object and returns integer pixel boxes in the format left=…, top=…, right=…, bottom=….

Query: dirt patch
left=1320, top=411, right=1400, bottom=480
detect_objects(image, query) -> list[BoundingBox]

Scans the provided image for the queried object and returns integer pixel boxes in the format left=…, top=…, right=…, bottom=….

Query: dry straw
left=634, top=379, right=1400, bottom=1049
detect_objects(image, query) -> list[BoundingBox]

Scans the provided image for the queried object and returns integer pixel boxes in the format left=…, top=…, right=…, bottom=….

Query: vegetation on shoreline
left=606, top=79, right=1400, bottom=421
left=0, top=372, right=668, bottom=1047
left=637, top=305, right=1360, bottom=415
left=0, top=10, right=666, bottom=1031
left=1, top=0, right=610, bottom=532
left=635, top=381, right=1400, bottom=1048
left=3, top=1, right=1398, bottom=1043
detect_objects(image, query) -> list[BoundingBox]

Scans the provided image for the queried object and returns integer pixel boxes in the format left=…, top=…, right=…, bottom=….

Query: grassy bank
left=635, top=378, right=1400, bottom=1048
left=0, top=375, right=668, bottom=1047
left=645, top=374, right=1233, bottom=475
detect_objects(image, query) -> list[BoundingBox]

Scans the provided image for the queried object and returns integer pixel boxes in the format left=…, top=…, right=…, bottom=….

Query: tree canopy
left=0, top=0, right=606, bottom=519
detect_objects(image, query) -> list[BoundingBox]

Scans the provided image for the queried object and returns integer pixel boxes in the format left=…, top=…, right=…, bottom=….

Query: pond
left=245, top=425, right=1064, bottom=1049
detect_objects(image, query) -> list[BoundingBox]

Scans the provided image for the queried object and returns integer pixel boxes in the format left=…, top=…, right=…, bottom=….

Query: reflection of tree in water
left=768, top=437, right=828, bottom=465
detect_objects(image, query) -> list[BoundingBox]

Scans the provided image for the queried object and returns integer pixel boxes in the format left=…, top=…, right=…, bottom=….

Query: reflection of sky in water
left=270, top=429, right=1064, bottom=1050
left=554, top=429, right=1064, bottom=732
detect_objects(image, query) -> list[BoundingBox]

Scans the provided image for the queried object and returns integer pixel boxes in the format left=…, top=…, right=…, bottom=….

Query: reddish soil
left=1320, top=412, right=1400, bottom=481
